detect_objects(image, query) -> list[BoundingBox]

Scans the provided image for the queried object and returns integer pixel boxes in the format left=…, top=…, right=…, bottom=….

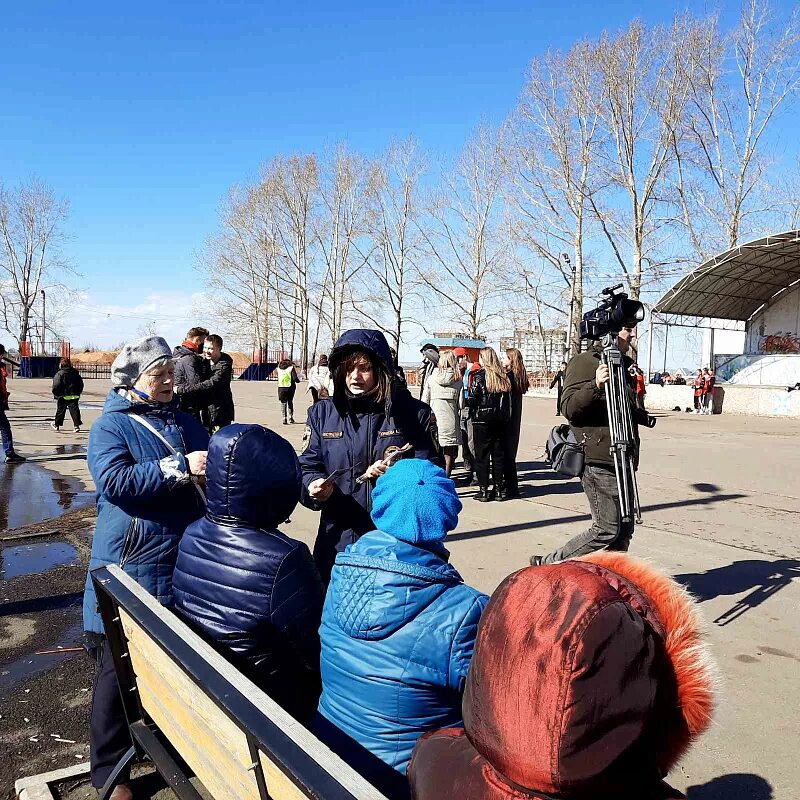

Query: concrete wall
left=715, top=353, right=800, bottom=385
left=643, top=384, right=800, bottom=417
left=529, top=384, right=800, bottom=417
left=746, top=282, right=800, bottom=354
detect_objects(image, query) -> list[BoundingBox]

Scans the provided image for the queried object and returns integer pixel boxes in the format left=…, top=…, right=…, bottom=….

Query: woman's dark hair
left=278, top=358, right=294, bottom=370
left=332, top=349, right=391, bottom=404
left=505, top=348, right=529, bottom=394
left=59, top=357, right=72, bottom=369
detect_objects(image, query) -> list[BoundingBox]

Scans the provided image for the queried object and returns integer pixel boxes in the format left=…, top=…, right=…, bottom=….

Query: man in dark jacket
left=173, top=326, right=210, bottom=423
left=192, top=334, right=235, bottom=431
left=173, top=424, right=324, bottom=722
left=549, top=361, right=567, bottom=416
left=299, top=329, right=440, bottom=582
left=51, top=357, right=85, bottom=432
left=531, top=326, right=640, bottom=564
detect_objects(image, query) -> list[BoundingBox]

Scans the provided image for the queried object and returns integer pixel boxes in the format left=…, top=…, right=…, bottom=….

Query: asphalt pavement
left=1, top=378, right=798, bottom=799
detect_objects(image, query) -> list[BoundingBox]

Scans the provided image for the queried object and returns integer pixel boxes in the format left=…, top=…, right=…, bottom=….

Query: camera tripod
left=600, top=333, right=642, bottom=524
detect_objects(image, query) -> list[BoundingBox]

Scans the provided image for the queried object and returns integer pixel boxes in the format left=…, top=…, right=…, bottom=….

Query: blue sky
left=0, top=0, right=785, bottom=361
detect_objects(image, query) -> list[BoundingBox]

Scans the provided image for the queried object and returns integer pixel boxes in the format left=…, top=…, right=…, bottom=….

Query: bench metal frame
left=92, top=566, right=369, bottom=800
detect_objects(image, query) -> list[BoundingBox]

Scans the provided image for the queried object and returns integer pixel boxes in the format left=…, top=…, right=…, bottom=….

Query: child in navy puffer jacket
left=173, top=424, right=324, bottom=723
left=314, top=459, right=487, bottom=798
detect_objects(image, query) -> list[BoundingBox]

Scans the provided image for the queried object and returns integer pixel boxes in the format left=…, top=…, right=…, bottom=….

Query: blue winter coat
left=314, top=529, right=488, bottom=793
left=83, top=389, right=209, bottom=634
left=298, top=329, right=439, bottom=582
left=173, top=424, right=324, bottom=722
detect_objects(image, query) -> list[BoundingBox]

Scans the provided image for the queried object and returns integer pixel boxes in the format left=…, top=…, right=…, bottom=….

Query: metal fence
left=75, top=364, right=253, bottom=381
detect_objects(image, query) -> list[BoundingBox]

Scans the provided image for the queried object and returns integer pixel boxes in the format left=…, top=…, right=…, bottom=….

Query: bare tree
left=591, top=18, right=696, bottom=300
left=267, top=155, right=319, bottom=369
left=354, top=138, right=426, bottom=349
left=0, top=179, right=71, bottom=348
left=674, top=1, right=800, bottom=256
left=317, top=147, right=377, bottom=344
left=417, top=125, right=509, bottom=339
left=510, top=40, right=604, bottom=355
left=199, top=185, right=276, bottom=356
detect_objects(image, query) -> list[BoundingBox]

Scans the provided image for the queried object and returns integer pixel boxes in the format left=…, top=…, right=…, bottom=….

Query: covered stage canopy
left=654, top=230, right=800, bottom=322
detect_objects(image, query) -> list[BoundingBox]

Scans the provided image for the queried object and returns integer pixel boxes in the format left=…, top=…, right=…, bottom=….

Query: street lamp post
left=40, top=289, right=46, bottom=354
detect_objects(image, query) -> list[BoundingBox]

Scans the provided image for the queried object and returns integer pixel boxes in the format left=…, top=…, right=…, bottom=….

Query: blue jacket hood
left=327, top=529, right=463, bottom=640
left=328, top=329, right=393, bottom=375
left=206, top=424, right=301, bottom=528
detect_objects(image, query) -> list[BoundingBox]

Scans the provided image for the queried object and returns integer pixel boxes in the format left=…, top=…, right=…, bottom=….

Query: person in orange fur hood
left=409, top=552, right=717, bottom=800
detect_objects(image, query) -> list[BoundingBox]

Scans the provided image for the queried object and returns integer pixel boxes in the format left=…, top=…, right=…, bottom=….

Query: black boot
left=474, top=488, right=494, bottom=502
left=4, top=451, right=25, bottom=463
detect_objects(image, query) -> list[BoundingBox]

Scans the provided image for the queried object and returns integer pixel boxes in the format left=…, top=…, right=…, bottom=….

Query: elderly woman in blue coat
left=299, top=329, right=439, bottom=583
left=313, top=459, right=488, bottom=798
left=84, top=336, right=209, bottom=800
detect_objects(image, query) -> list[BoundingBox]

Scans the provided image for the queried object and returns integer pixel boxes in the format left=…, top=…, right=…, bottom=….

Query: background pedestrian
left=276, top=358, right=299, bottom=423
left=51, top=357, right=84, bottom=432
left=421, top=350, right=462, bottom=477
left=467, top=347, right=512, bottom=502
left=503, top=348, right=529, bottom=498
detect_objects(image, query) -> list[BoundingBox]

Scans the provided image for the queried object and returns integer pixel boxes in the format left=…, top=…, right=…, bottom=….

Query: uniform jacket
left=315, top=529, right=487, bottom=794
left=173, top=425, right=324, bottom=721
left=298, top=329, right=439, bottom=582
left=173, top=343, right=210, bottom=421
left=560, top=345, right=637, bottom=467
left=52, top=366, right=84, bottom=398
left=409, top=553, right=717, bottom=800
left=83, top=388, right=209, bottom=634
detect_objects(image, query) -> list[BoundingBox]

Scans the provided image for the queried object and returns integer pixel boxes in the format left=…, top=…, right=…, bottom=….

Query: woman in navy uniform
left=299, top=329, right=439, bottom=582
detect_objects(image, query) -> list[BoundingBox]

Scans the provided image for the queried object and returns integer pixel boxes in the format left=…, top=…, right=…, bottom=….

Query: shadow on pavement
left=686, top=773, right=773, bottom=799
left=0, top=590, right=84, bottom=617
left=450, top=492, right=747, bottom=543
left=675, top=559, right=800, bottom=626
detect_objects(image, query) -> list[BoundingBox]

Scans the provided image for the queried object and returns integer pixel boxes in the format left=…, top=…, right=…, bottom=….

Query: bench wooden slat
left=122, top=608, right=260, bottom=798
left=103, top=565, right=388, bottom=800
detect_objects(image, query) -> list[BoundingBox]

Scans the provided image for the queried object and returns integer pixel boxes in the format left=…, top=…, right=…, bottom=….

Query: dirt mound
left=71, top=350, right=118, bottom=365
left=228, top=351, right=252, bottom=369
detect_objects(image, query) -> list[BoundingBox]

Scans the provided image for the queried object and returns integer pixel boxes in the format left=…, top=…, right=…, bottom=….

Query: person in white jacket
left=421, top=350, right=463, bottom=477
left=307, top=354, right=333, bottom=404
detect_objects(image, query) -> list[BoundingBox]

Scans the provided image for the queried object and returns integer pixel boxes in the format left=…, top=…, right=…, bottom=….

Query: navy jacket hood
left=328, top=329, right=393, bottom=375
left=206, top=424, right=301, bottom=528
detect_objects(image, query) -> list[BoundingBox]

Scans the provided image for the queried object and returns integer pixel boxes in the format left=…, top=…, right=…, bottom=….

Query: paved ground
left=1, top=378, right=798, bottom=799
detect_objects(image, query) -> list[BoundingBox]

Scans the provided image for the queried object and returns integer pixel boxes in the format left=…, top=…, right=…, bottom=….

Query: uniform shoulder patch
left=300, top=425, right=312, bottom=454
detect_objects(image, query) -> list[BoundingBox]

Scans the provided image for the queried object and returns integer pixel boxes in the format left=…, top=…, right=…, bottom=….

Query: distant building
left=501, top=327, right=567, bottom=374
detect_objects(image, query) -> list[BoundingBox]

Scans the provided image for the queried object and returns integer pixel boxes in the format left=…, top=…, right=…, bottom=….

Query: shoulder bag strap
left=128, top=412, right=206, bottom=505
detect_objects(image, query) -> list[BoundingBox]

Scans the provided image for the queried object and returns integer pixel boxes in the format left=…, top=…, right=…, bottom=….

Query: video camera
left=580, top=284, right=645, bottom=341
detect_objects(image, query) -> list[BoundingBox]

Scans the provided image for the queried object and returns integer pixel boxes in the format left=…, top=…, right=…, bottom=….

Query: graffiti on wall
left=759, top=333, right=800, bottom=354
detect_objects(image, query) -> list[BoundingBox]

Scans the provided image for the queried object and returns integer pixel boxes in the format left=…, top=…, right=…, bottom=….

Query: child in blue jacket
left=314, top=458, right=487, bottom=797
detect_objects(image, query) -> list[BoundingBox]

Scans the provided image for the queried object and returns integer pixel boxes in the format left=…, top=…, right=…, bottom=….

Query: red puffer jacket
left=409, top=553, right=717, bottom=800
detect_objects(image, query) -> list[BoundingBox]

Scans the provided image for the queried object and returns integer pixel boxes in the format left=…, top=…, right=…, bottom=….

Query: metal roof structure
left=654, top=230, right=800, bottom=322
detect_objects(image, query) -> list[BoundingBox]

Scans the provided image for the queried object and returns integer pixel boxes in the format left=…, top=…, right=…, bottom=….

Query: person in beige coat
left=421, top=350, right=463, bottom=477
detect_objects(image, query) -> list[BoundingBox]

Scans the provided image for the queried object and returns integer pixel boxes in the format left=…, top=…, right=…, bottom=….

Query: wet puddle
left=0, top=622, right=85, bottom=689
left=2, top=541, right=79, bottom=579
left=0, top=460, right=92, bottom=529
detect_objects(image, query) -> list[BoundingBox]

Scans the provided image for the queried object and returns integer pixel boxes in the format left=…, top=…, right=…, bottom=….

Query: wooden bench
left=92, top=565, right=388, bottom=800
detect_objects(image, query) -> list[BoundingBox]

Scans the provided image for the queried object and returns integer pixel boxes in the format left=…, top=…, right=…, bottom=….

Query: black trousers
left=89, top=637, right=133, bottom=788
left=54, top=398, right=82, bottom=427
left=472, top=421, right=506, bottom=492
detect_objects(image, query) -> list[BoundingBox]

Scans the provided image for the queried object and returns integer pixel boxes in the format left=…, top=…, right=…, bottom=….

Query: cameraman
left=530, top=325, right=642, bottom=565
